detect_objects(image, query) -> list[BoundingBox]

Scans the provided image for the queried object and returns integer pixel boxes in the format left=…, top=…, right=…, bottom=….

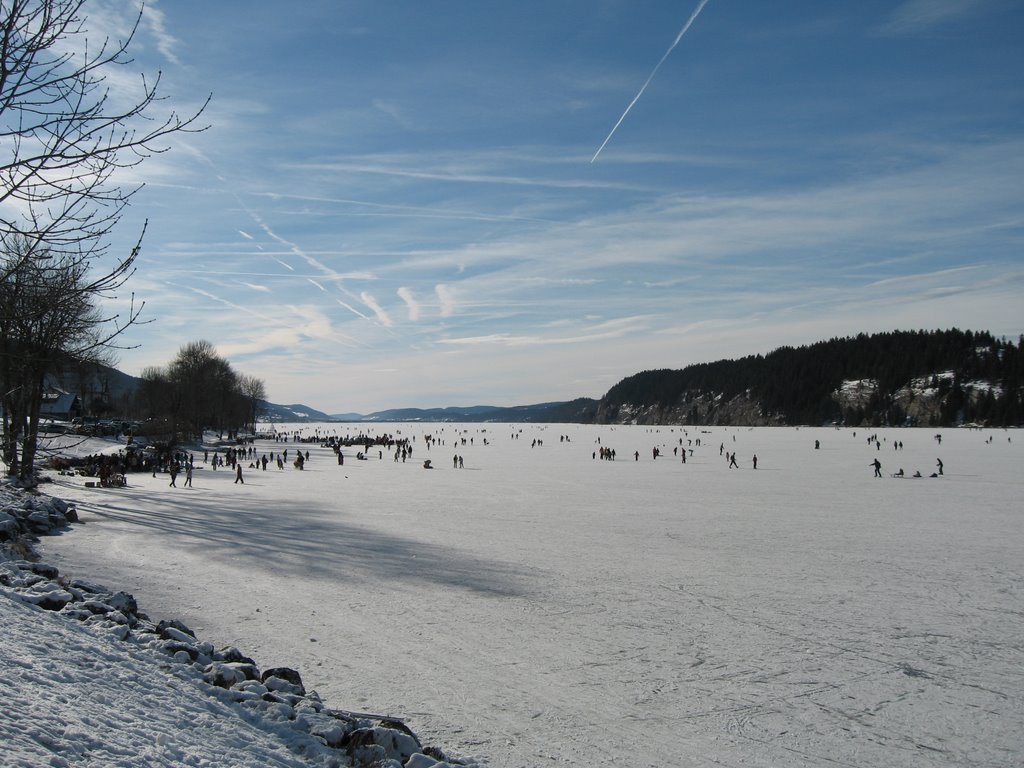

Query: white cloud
left=360, top=292, right=393, bottom=327
left=438, top=316, right=651, bottom=348
left=290, top=157, right=652, bottom=192
left=397, top=287, right=421, bottom=321
left=436, top=284, right=456, bottom=318
left=877, top=0, right=988, bottom=35
left=137, top=0, right=182, bottom=65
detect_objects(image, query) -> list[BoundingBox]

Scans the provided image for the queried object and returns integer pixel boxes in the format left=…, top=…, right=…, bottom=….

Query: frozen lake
left=44, top=424, right=1023, bottom=767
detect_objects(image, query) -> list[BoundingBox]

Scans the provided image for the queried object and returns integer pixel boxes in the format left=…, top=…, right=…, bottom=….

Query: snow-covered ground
left=0, top=584, right=351, bottom=768
left=31, top=424, right=1024, bottom=766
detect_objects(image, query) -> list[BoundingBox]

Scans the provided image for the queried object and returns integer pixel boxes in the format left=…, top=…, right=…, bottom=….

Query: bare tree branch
left=1, top=0, right=209, bottom=483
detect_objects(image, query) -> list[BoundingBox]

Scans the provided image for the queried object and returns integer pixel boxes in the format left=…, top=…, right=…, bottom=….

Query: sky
left=55, top=0, right=1024, bottom=413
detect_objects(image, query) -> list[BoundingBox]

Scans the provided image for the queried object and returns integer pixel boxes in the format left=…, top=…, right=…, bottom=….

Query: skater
left=752, top=454, right=758, bottom=470
left=728, top=453, right=738, bottom=469
left=168, top=463, right=178, bottom=487
left=872, top=458, right=882, bottom=478
left=936, top=458, right=943, bottom=475
left=184, top=464, right=193, bottom=487
left=235, top=463, right=244, bottom=484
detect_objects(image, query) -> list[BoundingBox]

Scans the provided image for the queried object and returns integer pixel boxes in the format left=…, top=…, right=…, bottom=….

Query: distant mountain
left=328, top=412, right=365, bottom=422
left=348, top=398, right=599, bottom=424
left=257, top=401, right=334, bottom=423
left=595, top=329, right=1022, bottom=428
left=264, top=400, right=600, bottom=424
left=53, top=329, right=1020, bottom=429
left=44, top=360, right=598, bottom=425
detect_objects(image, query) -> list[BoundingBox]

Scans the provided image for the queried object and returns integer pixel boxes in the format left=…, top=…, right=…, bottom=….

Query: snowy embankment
left=0, top=483, right=469, bottom=768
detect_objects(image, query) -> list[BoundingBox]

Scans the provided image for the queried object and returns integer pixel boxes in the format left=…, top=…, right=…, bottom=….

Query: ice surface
left=42, top=424, right=1024, bottom=767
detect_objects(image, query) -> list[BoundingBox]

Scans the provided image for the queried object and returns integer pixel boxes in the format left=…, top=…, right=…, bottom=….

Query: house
left=39, top=391, right=82, bottom=421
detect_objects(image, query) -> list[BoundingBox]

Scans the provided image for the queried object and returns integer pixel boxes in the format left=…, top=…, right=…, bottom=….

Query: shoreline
left=1, top=476, right=474, bottom=768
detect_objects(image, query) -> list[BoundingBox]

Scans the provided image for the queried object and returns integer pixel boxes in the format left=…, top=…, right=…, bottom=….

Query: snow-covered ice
left=33, top=425, right=1024, bottom=766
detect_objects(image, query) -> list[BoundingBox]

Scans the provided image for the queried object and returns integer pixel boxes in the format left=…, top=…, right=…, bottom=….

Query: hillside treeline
left=597, top=329, right=1023, bottom=427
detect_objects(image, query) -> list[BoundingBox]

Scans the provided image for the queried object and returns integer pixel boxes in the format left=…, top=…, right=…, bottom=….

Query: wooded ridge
left=595, top=329, right=1022, bottom=427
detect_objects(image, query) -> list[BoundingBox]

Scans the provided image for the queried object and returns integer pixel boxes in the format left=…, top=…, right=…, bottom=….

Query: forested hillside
left=595, top=330, right=1022, bottom=427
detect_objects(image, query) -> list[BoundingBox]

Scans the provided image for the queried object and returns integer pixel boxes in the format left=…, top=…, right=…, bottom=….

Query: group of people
left=872, top=455, right=943, bottom=478
left=116, top=424, right=985, bottom=492
left=167, top=459, right=193, bottom=487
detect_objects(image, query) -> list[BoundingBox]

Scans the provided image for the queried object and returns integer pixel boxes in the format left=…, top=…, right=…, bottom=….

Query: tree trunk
left=17, top=374, right=45, bottom=485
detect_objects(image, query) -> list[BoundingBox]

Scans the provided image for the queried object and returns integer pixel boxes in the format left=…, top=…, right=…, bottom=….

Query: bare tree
left=0, top=0, right=208, bottom=483
left=0, top=237, right=102, bottom=477
left=1, top=1, right=209, bottom=254
left=168, top=340, right=226, bottom=440
left=239, top=374, right=267, bottom=434
left=136, top=364, right=175, bottom=437
left=155, top=341, right=262, bottom=441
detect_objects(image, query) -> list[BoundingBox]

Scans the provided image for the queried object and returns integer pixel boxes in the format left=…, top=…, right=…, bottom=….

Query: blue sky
left=87, top=0, right=1023, bottom=413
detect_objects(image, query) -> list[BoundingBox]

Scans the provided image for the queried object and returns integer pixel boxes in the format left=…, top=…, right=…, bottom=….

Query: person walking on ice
left=872, top=458, right=882, bottom=478
left=235, top=463, right=244, bottom=484
left=728, top=453, right=738, bottom=469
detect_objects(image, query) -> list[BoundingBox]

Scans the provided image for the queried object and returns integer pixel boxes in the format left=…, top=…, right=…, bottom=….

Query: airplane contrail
left=591, top=0, right=712, bottom=163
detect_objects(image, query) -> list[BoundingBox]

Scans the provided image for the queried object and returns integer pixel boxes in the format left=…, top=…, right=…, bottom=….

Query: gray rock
left=261, top=667, right=305, bottom=696
left=24, top=561, right=60, bottom=579
left=107, top=591, right=138, bottom=616
left=344, top=727, right=422, bottom=766
left=23, top=586, right=74, bottom=611
left=203, top=661, right=260, bottom=688
left=216, top=646, right=256, bottom=665
left=157, top=618, right=195, bottom=638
